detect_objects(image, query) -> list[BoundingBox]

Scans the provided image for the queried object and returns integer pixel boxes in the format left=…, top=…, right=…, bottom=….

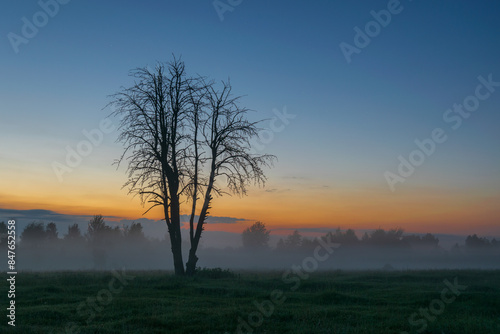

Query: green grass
left=1, top=270, right=499, bottom=333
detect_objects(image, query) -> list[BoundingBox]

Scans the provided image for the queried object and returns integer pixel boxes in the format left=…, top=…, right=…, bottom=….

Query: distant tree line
left=241, top=222, right=499, bottom=252
left=0, top=216, right=145, bottom=247
left=0, top=219, right=498, bottom=271
left=0, top=219, right=498, bottom=252
left=0, top=216, right=151, bottom=270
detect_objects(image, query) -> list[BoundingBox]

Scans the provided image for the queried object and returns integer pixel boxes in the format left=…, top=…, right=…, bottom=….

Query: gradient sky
left=1, top=0, right=499, bottom=237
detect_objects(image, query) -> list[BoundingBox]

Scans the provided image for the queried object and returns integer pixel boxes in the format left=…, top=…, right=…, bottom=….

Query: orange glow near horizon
left=3, top=162, right=499, bottom=237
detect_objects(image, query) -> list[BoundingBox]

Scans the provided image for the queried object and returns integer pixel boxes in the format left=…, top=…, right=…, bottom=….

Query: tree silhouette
left=20, top=222, right=46, bottom=248
left=421, top=233, right=439, bottom=247
left=86, top=215, right=110, bottom=243
left=242, top=221, right=270, bottom=249
left=124, top=222, right=145, bottom=242
left=110, top=57, right=274, bottom=275
left=363, top=228, right=404, bottom=247
left=46, top=222, right=58, bottom=241
left=64, top=224, right=83, bottom=241
left=492, top=238, right=499, bottom=247
left=465, top=234, right=490, bottom=248
left=324, top=228, right=359, bottom=246
left=86, top=215, right=111, bottom=269
left=277, top=230, right=302, bottom=250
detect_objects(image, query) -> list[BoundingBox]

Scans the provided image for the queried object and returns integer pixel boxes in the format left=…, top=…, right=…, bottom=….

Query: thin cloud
left=265, top=188, right=291, bottom=193
left=0, top=208, right=249, bottom=239
left=205, top=216, right=250, bottom=224
left=282, top=176, right=309, bottom=180
left=0, top=208, right=110, bottom=224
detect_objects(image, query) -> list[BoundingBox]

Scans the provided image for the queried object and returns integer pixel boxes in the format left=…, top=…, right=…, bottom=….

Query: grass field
left=1, top=269, right=500, bottom=333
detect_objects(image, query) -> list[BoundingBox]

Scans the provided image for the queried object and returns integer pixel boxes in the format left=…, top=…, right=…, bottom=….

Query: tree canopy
left=110, top=57, right=275, bottom=275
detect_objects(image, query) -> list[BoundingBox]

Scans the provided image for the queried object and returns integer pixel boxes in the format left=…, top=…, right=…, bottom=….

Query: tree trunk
left=185, top=248, right=198, bottom=276
left=186, top=176, right=214, bottom=276
left=166, top=195, right=185, bottom=276
left=170, top=233, right=185, bottom=276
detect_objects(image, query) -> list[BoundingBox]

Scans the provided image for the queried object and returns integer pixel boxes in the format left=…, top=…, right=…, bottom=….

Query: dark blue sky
left=1, top=0, right=500, bottom=236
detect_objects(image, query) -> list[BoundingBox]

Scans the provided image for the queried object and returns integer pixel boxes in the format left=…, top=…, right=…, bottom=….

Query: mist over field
left=3, top=219, right=499, bottom=272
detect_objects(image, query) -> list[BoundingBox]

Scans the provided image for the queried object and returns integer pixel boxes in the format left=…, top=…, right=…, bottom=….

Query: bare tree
left=110, top=57, right=274, bottom=275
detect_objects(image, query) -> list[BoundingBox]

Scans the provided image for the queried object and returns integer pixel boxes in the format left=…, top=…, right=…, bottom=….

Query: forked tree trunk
left=185, top=249, right=198, bottom=276
left=170, top=234, right=185, bottom=276
left=166, top=197, right=185, bottom=276
left=186, top=176, right=214, bottom=276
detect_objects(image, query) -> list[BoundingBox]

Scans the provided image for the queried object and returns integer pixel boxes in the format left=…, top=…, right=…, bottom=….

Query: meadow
left=1, top=269, right=500, bottom=334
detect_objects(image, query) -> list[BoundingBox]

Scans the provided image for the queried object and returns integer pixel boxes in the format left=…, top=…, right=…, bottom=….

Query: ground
left=1, top=269, right=499, bottom=333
